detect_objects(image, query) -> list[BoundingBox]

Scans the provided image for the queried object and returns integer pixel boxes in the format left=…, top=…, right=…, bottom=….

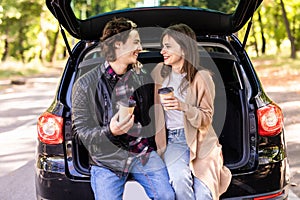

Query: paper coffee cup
left=158, top=87, right=174, bottom=110
left=118, top=99, right=136, bottom=121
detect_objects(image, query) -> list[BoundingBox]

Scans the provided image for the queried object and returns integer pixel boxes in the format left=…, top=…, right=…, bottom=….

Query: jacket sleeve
left=72, top=77, right=119, bottom=152
left=183, top=70, right=215, bottom=129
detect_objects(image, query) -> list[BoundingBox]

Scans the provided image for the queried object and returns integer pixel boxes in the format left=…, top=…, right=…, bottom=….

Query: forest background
left=0, top=0, right=299, bottom=79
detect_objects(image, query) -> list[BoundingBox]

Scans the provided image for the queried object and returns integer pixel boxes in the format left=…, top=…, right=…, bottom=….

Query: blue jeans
left=164, top=128, right=212, bottom=200
left=194, top=177, right=213, bottom=200
left=164, top=128, right=194, bottom=200
left=90, top=151, right=175, bottom=200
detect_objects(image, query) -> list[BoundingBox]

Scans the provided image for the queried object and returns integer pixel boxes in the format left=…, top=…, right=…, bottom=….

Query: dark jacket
left=72, top=63, right=155, bottom=175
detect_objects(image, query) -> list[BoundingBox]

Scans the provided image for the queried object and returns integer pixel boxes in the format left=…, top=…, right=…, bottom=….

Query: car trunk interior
left=71, top=39, right=249, bottom=176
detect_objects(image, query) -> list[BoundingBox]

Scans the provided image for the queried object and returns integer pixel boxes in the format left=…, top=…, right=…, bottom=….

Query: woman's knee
left=169, top=169, right=194, bottom=199
left=194, top=177, right=213, bottom=200
left=169, top=165, right=193, bottom=185
left=155, top=190, right=175, bottom=200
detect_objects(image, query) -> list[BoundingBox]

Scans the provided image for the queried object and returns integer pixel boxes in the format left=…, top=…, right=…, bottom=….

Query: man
left=72, top=17, right=175, bottom=200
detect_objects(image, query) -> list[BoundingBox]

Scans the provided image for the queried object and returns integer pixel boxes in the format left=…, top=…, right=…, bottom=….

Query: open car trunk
left=70, top=35, right=254, bottom=176
left=45, top=0, right=263, bottom=175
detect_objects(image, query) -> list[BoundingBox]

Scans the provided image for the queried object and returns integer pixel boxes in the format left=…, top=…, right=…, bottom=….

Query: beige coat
left=152, top=63, right=232, bottom=200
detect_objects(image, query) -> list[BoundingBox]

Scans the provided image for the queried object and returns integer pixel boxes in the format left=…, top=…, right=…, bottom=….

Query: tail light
left=37, top=112, right=64, bottom=144
left=253, top=191, right=283, bottom=200
left=257, top=103, right=283, bottom=137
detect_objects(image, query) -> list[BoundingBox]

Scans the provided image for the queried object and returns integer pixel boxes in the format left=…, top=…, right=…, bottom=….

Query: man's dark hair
left=100, top=17, right=137, bottom=61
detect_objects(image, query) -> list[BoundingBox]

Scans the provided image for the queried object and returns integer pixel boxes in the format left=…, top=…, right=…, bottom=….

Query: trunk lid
left=46, top=0, right=262, bottom=40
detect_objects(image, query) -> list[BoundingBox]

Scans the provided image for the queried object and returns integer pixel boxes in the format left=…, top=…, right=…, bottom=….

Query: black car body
left=36, top=0, right=289, bottom=199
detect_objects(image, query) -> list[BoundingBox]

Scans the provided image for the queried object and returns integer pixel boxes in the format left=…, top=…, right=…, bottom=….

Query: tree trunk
left=257, top=10, right=266, bottom=54
left=251, top=24, right=259, bottom=57
left=19, top=27, right=25, bottom=63
left=49, top=26, right=60, bottom=63
left=292, top=15, right=300, bottom=51
left=1, top=38, right=9, bottom=62
left=280, top=0, right=296, bottom=59
left=274, top=5, right=281, bottom=53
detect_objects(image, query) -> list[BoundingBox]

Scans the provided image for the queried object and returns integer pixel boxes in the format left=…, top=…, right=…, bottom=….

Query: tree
left=279, top=0, right=296, bottom=58
left=1, top=0, right=299, bottom=64
left=0, top=1, right=43, bottom=62
left=257, top=10, right=266, bottom=54
left=0, top=0, right=20, bottom=61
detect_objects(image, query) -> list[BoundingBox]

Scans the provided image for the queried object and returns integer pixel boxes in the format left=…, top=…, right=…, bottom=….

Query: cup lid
left=118, top=99, right=136, bottom=107
left=158, top=87, right=174, bottom=94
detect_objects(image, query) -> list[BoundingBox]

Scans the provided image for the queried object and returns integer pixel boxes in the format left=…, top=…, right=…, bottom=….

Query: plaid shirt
left=104, top=62, right=153, bottom=173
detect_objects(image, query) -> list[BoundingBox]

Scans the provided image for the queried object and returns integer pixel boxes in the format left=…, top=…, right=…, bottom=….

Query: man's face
left=117, top=30, right=142, bottom=65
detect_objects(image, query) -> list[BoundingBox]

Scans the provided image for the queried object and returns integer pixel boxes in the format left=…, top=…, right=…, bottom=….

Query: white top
left=162, top=71, right=187, bottom=130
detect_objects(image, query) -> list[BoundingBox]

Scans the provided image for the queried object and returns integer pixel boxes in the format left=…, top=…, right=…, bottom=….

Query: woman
left=152, top=23, right=232, bottom=200
left=72, top=17, right=175, bottom=200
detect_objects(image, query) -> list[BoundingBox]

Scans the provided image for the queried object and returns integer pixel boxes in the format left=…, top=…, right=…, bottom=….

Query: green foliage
left=159, top=0, right=238, bottom=12
left=238, top=0, right=299, bottom=56
left=206, top=0, right=238, bottom=13
left=0, top=1, right=43, bottom=62
left=71, top=0, right=144, bottom=19
left=0, top=0, right=299, bottom=65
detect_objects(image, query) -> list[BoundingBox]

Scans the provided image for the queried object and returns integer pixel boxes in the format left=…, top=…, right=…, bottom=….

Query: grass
left=250, top=53, right=300, bottom=92
left=251, top=54, right=300, bottom=70
left=0, top=68, right=40, bottom=79
left=0, top=60, right=64, bottom=80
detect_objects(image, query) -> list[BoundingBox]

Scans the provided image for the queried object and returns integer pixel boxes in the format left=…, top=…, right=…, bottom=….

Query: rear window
left=71, top=0, right=239, bottom=20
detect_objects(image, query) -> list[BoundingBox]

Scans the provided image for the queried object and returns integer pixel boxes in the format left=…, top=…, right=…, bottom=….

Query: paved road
left=0, top=76, right=150, bottom=200
left=0, top=76, right=299, bottom=199
left=263, top=84, right=300, bottom=199
left=0, top=77, right=57, bottom=200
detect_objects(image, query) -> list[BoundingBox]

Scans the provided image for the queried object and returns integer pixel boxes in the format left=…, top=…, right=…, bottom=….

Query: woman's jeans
left=164, top=128, right=212, bottom=200
left=90, top=151, right=175, bottom=200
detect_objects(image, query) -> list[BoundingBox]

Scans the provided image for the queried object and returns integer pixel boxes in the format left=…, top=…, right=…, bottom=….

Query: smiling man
left=71, top=17, right=175, bottom=200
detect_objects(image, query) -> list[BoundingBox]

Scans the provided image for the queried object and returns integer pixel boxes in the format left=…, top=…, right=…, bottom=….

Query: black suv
left=35, top=0, right=289, bottom=199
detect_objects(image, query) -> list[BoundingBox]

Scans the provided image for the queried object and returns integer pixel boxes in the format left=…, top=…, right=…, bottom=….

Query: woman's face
left=117, top=30, right=142, bottom=66
left=160, top=34, right=184, bottom=71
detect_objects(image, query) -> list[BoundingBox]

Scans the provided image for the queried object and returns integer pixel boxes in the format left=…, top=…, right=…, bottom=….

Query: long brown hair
left=160, top=23, right=201, bottom=92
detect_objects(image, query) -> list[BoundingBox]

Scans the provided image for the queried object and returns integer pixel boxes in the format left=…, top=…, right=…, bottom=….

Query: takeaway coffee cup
left=158, top=87, right=174, bottom=109
left=118, top=99, right=136, bottom=121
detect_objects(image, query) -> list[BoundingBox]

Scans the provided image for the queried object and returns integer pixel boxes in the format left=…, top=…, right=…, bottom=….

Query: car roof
left=46, top=0, right=262, bottom=40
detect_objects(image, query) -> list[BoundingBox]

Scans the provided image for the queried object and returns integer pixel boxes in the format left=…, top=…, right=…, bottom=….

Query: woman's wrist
left=180, top=102, right=188, bottom=112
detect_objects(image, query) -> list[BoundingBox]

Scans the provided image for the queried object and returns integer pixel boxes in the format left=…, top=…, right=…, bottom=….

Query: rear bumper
left=221, top=157, right=289, bottom=199
left=35, top=155, right=289, bottom=200
left=35, top=170, right=93, bottom=200
left=35, top=155, right=93, bottom=200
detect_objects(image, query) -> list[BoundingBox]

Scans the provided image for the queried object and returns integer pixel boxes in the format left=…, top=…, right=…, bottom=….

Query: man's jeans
left=164, top=128, right=212, bottom=200
left=90, top=151, right=175, bottom=200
